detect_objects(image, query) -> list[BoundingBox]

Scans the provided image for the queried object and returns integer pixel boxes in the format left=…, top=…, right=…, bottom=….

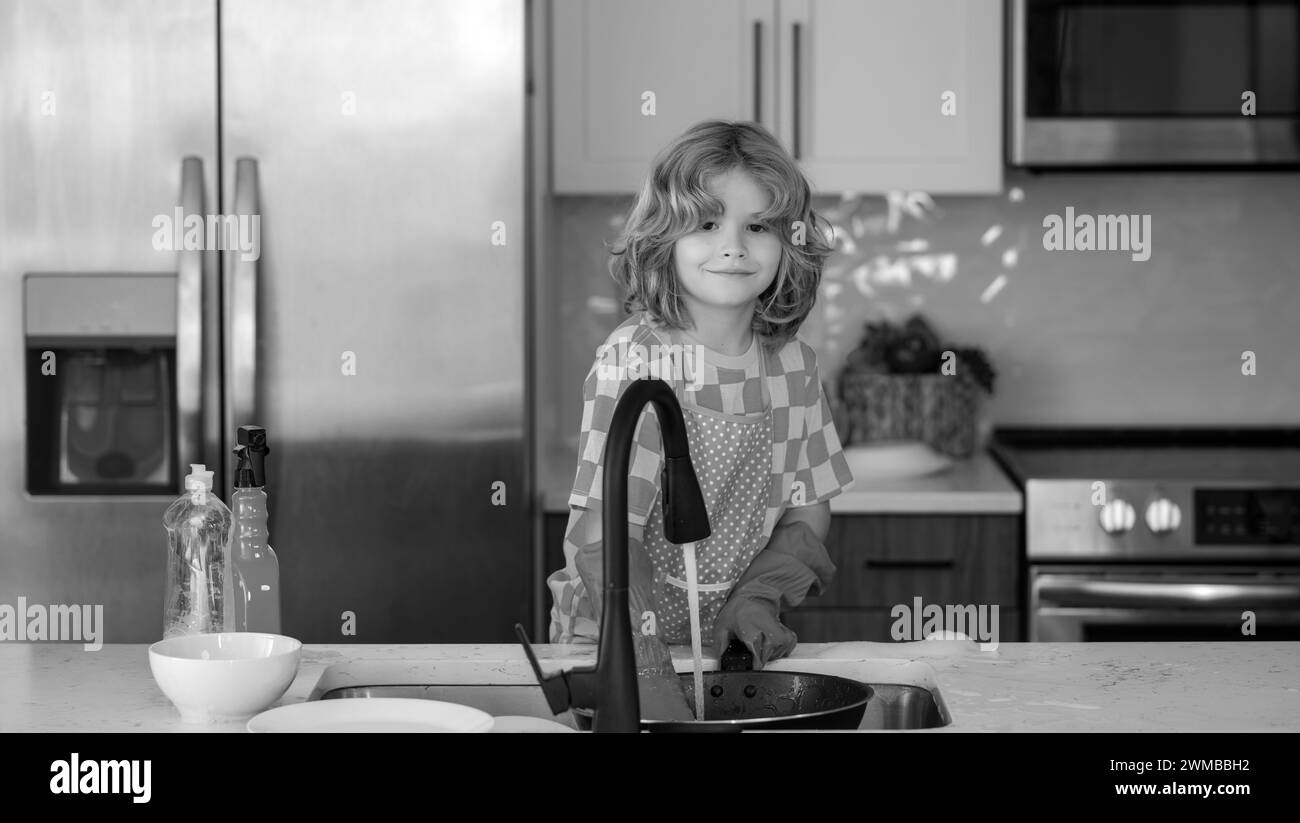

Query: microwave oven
left=1009, top=0, right=1300, bottom=167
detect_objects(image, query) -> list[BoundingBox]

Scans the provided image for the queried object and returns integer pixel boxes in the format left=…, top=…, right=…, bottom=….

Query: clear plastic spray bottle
left=231, top=425, right=281, bottom=634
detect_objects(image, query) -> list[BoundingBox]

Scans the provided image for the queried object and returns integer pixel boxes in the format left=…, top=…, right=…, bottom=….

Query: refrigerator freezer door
left=220, top=0, right=529, bottom=641
left=0, top=0, right=218, bottom=642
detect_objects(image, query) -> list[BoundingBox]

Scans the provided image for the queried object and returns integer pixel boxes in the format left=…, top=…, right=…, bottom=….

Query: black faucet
left=516, top=378, right=710, bottom=732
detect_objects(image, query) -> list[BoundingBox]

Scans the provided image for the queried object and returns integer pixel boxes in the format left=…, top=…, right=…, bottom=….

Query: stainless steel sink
left=858, top=683, right=950, bottom=730
left=318, top=682, right=949, bottom=730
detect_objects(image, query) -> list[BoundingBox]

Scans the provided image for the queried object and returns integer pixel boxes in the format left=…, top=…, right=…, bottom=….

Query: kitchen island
left=1, top=640, right=1296, bottom=732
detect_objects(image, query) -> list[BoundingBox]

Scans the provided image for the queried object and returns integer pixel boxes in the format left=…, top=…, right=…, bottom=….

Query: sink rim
left=307, top=654, right=946, bottom=698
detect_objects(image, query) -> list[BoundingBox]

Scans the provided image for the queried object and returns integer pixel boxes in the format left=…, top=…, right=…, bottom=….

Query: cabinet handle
left=864, top=557, right=956, bottom=570
left=752, top=20, right=762, bottom=124
left=791, top=21, right=802, bottom=159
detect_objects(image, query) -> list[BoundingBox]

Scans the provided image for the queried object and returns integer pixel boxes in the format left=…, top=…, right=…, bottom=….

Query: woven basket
left=836, top=372, right=980, bottom=457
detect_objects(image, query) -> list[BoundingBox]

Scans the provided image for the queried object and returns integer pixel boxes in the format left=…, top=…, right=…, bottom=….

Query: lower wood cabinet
left=784, top=608, right=1023, bottom=643
left=790, top=514, right=1023, bottom=643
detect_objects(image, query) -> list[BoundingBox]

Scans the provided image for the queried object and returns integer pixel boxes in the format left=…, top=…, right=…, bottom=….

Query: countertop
left=3, top=640, right=1296, bottom=732
left=541, top=448, right=1023, bottom=515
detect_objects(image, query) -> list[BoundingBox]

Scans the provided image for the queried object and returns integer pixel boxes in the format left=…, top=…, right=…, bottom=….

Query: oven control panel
left=1196, top=489, right=1300, bottom=544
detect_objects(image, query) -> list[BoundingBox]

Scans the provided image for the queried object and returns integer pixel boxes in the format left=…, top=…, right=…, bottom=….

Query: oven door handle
left=1036, top=576, right=1300, bottom=609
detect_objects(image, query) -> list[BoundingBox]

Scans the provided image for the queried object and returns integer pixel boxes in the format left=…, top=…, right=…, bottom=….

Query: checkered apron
left=641, top=332, right=774, bottom=646
left=548, top=312, right=856, bottom=644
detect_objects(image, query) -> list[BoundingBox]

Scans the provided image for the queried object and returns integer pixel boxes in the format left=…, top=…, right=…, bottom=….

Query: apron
left=639, top=331, right=775, bottom=646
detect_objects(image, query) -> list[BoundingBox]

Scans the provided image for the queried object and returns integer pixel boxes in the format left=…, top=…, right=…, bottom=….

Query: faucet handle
left=513, top=623, right=599, bottom=715
left=513, top=623, right=572, bottom=714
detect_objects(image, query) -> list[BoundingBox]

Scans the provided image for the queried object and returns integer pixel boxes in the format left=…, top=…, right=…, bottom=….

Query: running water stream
left=681, top=541, right=706, bottom=720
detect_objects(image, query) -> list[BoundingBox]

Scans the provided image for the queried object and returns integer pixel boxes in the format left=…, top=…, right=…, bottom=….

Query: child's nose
left=719, top=232, right=747, bottom=258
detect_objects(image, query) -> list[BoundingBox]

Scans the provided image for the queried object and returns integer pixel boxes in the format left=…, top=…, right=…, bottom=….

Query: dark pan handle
left=720, top=637, right=754, bottom=671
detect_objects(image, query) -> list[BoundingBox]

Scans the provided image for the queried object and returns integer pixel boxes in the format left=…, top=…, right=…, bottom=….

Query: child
left=546, top=120, right=854, bottom=715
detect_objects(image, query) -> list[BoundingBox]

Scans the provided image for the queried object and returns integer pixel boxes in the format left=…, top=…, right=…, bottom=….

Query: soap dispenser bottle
left=163, top=464, right=235, bottom=638
left=231, top=425, right=281, bottom=634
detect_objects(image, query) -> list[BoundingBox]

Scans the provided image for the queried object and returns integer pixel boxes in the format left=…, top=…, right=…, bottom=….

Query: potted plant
left=835, top=314, right=996, bottom=457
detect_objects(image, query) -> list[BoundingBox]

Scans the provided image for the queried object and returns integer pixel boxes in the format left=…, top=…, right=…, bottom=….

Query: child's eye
left=698, top=221, right=769, bottom=233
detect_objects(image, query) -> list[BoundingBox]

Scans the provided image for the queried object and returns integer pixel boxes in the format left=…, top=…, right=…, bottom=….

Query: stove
left=991, top=428, right=1300, bottom=641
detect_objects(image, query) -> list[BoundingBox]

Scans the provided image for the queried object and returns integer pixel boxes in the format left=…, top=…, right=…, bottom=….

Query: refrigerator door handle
left=227, top=157, right=260, bottom=431
left=177, top=156, right=205, bottom=486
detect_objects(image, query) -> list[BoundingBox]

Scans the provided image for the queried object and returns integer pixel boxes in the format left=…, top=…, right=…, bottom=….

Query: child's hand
left=710, top=520, right=834, bottom=668
left=631, top=603, right=693, bottom=721
left=571, top=508, right=655, bottom=621
left=637, top=672, right=694, bottom=722
left=712, top=602, right=797, bottom=669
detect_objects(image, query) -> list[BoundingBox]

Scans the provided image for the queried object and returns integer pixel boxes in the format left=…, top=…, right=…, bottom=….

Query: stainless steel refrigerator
left=0, top=0, right=531, bottom=643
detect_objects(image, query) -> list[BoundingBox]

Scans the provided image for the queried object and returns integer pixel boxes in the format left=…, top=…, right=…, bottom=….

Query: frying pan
left=571, top=640, right=872, bottom=733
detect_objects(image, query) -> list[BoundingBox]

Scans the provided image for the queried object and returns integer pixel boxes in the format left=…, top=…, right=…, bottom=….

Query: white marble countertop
left=829, top=450, right=1023, bottom=514
left=541, top=449, right=1023, bottom=515
left=2, top=640, right=1296, bottom=732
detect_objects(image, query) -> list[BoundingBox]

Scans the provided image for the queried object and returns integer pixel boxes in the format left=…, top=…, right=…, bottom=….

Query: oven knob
left=1098, top=499, right=1136, bottom=534
left=1144, top=498, right=1182, bottom=534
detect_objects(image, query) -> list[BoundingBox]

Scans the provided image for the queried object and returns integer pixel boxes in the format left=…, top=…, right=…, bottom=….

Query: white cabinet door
left=779, top=0, right=1002, bottom=193
left=552, top=0, right=777, bottom=193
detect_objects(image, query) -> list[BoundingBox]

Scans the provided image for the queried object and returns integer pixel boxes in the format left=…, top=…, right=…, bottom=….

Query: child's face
left=673, top=167, right=782, bottom=319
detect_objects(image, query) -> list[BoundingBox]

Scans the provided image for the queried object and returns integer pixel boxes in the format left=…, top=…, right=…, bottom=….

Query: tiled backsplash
left=542, top=170, right=1300, bottom=452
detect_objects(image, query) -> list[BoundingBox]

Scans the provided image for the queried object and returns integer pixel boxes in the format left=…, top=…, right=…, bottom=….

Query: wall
left=543, top=170, right=1300, bottom=454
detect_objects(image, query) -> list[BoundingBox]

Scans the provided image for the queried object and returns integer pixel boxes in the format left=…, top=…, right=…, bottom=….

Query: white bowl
left=149, top=632, right=302, bottom=724
left=842, top=440, right=954, bottom=480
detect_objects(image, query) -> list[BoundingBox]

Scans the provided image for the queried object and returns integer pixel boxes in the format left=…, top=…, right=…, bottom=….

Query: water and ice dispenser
left=25, top=273, right=178, bottom=494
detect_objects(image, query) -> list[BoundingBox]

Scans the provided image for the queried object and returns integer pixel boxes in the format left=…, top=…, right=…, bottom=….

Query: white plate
left=490, top=715, right=578, bottom=733
left=247, top=698, right=494, bottom=733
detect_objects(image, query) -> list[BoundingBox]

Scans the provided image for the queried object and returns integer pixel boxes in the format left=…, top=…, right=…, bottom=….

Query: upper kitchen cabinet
left=551, top=0, right=1002, bottom=194
left=552, top=0, right=778, bottom=193
left=778, top=0, right=1002, bottom=193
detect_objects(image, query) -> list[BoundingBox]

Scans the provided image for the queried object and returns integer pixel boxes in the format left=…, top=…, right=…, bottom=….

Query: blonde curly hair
left=608, top=119, right=836, bottom=353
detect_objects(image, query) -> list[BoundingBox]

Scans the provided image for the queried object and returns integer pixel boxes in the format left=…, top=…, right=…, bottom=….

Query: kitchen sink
left=305, top=653, right=952, bottom=730
left=316, top=682, right=948, bottom=730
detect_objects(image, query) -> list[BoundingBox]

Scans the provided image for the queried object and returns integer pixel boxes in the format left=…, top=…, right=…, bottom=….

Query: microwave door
left=1010, top=0, right=1300, bottom=166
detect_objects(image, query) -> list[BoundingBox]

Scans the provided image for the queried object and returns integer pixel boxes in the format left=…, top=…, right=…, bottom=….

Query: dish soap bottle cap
left=184, top=463, right=214, bottom=492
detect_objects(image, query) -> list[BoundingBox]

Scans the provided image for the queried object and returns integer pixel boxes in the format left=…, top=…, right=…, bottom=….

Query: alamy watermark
left=0, top=597, right=103, bottom=651
left=50, top=753, right=150, bottom=804
left=1042, top=206, right=1151, bottom=262
left=890, top=596, right=999, bottom=651
left=596, top=340, right=706, bottom=392
left=152, top=207, right=261, bottom=262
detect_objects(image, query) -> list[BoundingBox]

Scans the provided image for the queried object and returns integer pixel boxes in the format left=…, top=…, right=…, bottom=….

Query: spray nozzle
left=234, top=426, right=271, bottom=488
